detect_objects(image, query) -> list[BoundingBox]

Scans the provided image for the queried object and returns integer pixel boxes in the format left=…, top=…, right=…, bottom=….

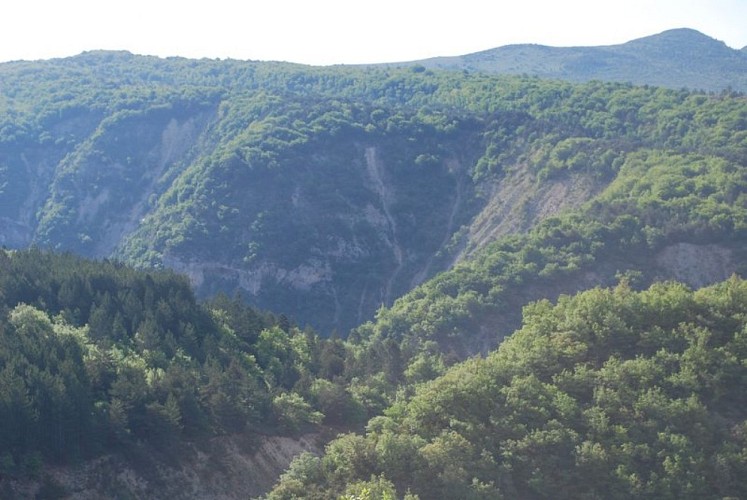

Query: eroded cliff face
left=456, top=163, right=607, bottom=262
left=155, top=149, right=617, bottom=335
left=654, top=242, right=736, bottom=288
left=0, top=111, right=104, bottom=248
left=1, top=87, right=482, bottom=334
left=34, top=105, right=217, bottom=256
left=157, top=142, right=476, bottom=334
left=5, top=432, right=325, bottom=499
left=6, top=101, right=739, bottom=339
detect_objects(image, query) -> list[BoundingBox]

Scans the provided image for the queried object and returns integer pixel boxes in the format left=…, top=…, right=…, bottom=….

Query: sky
left=1, top=0, right=746, bottom=65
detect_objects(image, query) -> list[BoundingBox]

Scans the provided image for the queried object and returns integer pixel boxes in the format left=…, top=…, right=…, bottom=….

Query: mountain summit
left=407, top=28, right=747, bottom=92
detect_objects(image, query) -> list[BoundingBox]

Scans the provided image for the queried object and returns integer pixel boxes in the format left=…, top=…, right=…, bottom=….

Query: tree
left=272, top=393, right=323, bottom=432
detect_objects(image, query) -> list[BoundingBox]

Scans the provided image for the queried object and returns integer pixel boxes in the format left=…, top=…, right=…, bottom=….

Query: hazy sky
left=2, top=0, right=746, bottom=65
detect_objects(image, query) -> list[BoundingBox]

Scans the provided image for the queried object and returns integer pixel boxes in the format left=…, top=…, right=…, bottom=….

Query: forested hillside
left=0, top=45, right=745, bottom=334
left=0, top=250, right=361, bottom=497
left=1, top=259, right=745, bottom=498
left=268, top=277, right=747, bottom=499
left=0, top=34, right=746, bottom=497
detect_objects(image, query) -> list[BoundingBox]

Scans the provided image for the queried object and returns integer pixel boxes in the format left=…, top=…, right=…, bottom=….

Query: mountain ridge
left=401, top=28, right=747, bottom=92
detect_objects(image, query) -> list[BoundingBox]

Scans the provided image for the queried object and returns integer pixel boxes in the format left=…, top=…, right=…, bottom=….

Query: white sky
left=1, top=0, right=746, bottom=65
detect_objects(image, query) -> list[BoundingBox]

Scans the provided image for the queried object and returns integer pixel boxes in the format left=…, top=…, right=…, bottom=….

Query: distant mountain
left=405, top=28, right=747, bottom=92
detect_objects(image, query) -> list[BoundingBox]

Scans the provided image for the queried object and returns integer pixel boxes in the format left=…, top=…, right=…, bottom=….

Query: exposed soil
left=4, top=431, right=326, bottom=500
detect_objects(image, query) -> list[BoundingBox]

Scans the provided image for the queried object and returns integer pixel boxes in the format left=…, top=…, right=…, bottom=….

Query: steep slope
left=410, top=28, right=747, bottom=92
left=36, top=103, right=217, bottom=256
left=269, top=277, right=747, bottom=499
left=0, top=250, right=348, bottom=498
left=0, top=55, right=487, bottom=333
left=353, top=148, right=747, bottom=365
left=16, top=433, right=324, bottom=499
left=1, top=49, right=746, bottom=334
left=118, top=102, right=482, bottom=334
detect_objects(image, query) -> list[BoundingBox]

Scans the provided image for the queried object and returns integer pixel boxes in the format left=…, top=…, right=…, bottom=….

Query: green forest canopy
left=269, top=276, right=747, bottom=499
left=0, top=250, right=354, bottom=473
